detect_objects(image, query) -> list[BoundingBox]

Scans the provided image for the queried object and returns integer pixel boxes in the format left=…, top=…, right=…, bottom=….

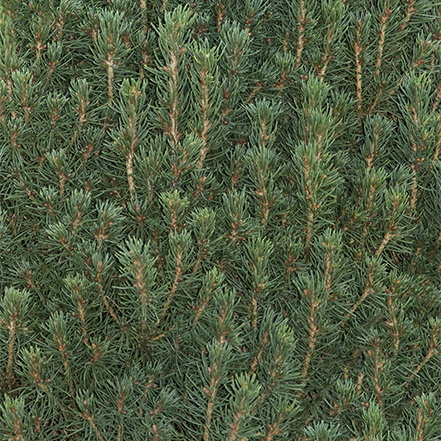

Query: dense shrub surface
left=1, top=0, right=441, bottom=439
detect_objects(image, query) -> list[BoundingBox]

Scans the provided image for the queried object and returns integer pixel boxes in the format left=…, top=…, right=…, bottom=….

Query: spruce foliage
left=1, top=0, right=441, bottom=439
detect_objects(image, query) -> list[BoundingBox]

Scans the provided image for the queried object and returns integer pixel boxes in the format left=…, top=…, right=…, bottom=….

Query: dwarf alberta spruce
left=1, top=0, right=441, bottom=440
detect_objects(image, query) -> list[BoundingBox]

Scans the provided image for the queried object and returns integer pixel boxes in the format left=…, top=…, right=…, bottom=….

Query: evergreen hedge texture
left=1, top=0, right=441, bottom=439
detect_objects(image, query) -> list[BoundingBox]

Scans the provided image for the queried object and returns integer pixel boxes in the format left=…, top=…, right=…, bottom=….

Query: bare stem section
left=295, top=0, right=307, bottom=68
left=375, top=8, right=392, bottom=77
left=354, top=18, right=363, bottom=114
left=296, top=0, right=307, bottom=68
left=107, top=62, right=114, bottom=106
left=6, top=319, right=16, bottom=389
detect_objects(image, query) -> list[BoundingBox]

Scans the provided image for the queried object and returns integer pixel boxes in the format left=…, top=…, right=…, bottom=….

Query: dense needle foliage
left=1, top=0, right=441, bottom=439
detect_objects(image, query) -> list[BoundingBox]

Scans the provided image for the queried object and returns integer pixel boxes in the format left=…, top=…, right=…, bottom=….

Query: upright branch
left=316, top=1, right=344, bottom=82
left=123, top=87, right=139, bottom=200
left=156, top=192, right=190, bottom=322
left=400, top=0, right=416, bottom=31
left=227, top=374, right=260, bottom=441
left=405, top=320, right=441, bottom=388
left=0, top=288, right=30, bottom=390
left=1, top=396, right=27, bottom=441
left=94, top=10, right=129, bottom=106
left=70, top=79, right=91, bottom=145
left=154, top=7, right=195, bottom=187
left=245, top=237, right=273, bottom=331
left=375, top=7, right=393, bottom=78
left=301, top=287, right=320, bottom=383
left=217, top=1, right=226, bottom=32
left=203, top=313, right=233, bottom=440
left=366, top=337, right=385, bottom=407
left=191, top=42, right=221, bottom=199
left=65, top=275, right=90, bottom=345
left=94, top=260, right=118, bottom=322
left=48, top=312, right=75, bottom=397
left=385, top=293, right=400, bottom=355
left=354, top=17, right=364, bottom=115
left=245, top=100, right=281, bottom=226
left=111, top=79, right=148, bottom=199
left=78, top=399, right=105, bottom=441
left=295, top=0, right=307, bottom=68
